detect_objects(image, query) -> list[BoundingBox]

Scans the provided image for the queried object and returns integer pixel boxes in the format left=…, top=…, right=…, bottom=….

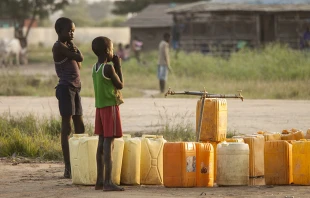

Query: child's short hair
left=92, top=36, right=111, bottom=57
left=55, top=17, right=73, bottom=34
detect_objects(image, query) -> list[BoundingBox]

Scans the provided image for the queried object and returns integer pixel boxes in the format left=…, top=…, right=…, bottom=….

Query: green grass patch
left=0, top=112, right=94, bottom=160
left=20, top=43, right=310, bottom=99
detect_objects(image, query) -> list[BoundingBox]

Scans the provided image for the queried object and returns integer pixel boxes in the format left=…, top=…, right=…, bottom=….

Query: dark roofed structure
left=166, top=2, right=310, bottom=55
left=167, top=2, right=310, bottom=13
left=124, top=4, right=176, bottom=51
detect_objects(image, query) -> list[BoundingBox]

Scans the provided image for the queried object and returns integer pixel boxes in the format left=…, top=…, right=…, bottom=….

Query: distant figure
left=52, top=17, right=85, bottom=179
left=116, top=43, right=125, bottom=60
left=123, top=44, right=130, bottom=61
left=301, top=27, right=310, bottom=50
left=158, top=33, right=172, bottom=93
left=131, top=36, right=143, bottom=63
left=171, top=15, right=181, bottom=58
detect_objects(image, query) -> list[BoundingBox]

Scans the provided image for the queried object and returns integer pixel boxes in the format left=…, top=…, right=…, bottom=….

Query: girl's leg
left=95, top=135, right=104, bottom=190
left=61, top=116, right=72, bottom=178
left=103, top=137, right=124, bottom=191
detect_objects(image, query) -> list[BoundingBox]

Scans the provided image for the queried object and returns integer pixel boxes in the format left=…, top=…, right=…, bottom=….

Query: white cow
left=0, top=38, right=27, bottom=66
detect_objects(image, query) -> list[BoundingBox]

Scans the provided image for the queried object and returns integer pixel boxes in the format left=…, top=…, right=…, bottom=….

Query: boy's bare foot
left=63, top=167, right=71, bottom=179
left=103, top=184, right=124, bottom=191
left=95, top=182, right=103, bottom=190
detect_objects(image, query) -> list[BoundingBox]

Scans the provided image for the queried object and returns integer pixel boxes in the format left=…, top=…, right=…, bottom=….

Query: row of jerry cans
left=265, top=139, right=310, bottom=185
left=163, top=142, right=250, bottom=187
left=226, top=137, right=310, bottom=185
left=68, top=134, right=166, bottom=185
left=256, top=130, right=304, bottom=141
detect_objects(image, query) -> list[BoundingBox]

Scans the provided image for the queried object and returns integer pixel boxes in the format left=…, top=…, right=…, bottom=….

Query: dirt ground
left=1, top=64, right=310, bottom=197
left=0, top=158, right=307, bottom=198
left=1, top=97, right=310, bottom=198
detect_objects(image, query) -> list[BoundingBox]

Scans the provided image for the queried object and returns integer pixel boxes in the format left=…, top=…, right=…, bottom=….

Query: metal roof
left=167, top=2, right=310, bottom=14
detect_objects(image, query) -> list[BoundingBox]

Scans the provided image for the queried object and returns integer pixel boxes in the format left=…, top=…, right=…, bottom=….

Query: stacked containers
left=121, top=135, right=141, bottom=185
left=217, top=142, right=249, bottom=186
left=195, top=142, right=214, bottom=187
left=163, top=142, right=196, bottom=187
left=292, top=140, right=310, bottom=185
left=243, top=135, right=264, bottom=177
left=69, top=134, right=98, bottom=185
left=262, top=132, right=281, bottom=141
left=264, top=141, right=293, bottom=185
left=140, top=135, right=166, bottom=185
left=112, top=138, right=125, bottom=185
left=196, top=98, right=227, bottom=142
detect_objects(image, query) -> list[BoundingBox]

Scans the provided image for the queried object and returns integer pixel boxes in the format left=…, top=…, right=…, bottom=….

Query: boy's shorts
left=95, top=106, right=123, bottom=138
left=157, top=65, right=168, bottom=81
left=56, top=85, right=83, bottom=116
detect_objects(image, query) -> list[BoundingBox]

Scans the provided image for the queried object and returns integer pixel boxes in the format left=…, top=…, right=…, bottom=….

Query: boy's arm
left=53, top=42, right=84, bottom=62
left=105, top=65, right=123, bottom=90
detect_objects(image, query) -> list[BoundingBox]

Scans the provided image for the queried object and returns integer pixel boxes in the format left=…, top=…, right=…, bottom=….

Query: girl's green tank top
left=92, top=63, right=123, bottom=108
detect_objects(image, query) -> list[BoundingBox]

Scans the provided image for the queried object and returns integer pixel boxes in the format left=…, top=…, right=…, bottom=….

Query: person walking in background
left=52, top=17, right=85, bottom=179
left=131, top=36, right=143, bottom=63
left=91, top=36, right=124, bottom=191
left=116, top=43, right=125, bottom=60
left=123, top=44, right=131, bottom=61
left=300, top=27, right=310, bottom=50
left=158, top=33, right=172, bottom=93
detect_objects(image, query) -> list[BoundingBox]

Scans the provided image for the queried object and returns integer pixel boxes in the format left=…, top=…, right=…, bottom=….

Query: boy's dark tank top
left=54, top=55, right=81, bottom=88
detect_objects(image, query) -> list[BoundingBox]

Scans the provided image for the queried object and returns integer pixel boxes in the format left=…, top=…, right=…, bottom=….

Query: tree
left=112, top=0, right=202, bottom=15
left=0, top=0, right=68, bottom=48
left=61, top=0, right=94, bottom=27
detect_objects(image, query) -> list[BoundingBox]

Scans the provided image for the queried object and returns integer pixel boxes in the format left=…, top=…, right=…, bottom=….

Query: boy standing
left=91, top=36, right=124, bottom=191
left=52, top=17, right=85, bottom=178
left=158, top=33, right=171, bottom=93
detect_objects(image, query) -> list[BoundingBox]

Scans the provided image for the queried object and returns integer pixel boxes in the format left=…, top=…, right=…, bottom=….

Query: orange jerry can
left=292, top=140, right=310, bottom=185
left=264, top=141, right=293, bottom=185
left=243, top=135, right=264, bottom=177
left=195, top=143, right=214, bottom=187
left=163, top=142, right=196, bottom=187
left=196, top=98, right=227, bottom=142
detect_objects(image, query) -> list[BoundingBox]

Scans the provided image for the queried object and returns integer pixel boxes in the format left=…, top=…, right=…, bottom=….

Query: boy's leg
left=61, top=116, right=72, bottom=178
left=95, top=135, right=104, bottom=190
left=103, top=137, right=124, bottom=191
left=72, top=115, right=85, bottom=134
left=72, top=87, right=85, bottom=134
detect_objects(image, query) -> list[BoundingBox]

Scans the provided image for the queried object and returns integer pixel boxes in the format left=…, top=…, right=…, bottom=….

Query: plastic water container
left=292, top=140, right=310, bottom=185
left=264, top=141, right=293, bottom=185
left=243, top=135, right=264, bottom=177
left=195, top=143, right=214, bottom=187
left=293, top=131, right=304, bottom=140
left=228, top=136, right=245, bottom=143
left=196, top=98, right=227, bottom=142
left=217, top=142, right=249, bottom=186
left=140, top=135, right=167, bottom=185
left=69, top=134, right=98, bottom=185
left=112, top=138, right=124, bottom=185
left=163, top=142, right=196, bottom=187
left=121, top=135, right=141, bottom=185
left=263, top=132, right=281, bottom=141
left=305, top=129, right=310, bottom=139
left=281, top=133, right=294, bottom=140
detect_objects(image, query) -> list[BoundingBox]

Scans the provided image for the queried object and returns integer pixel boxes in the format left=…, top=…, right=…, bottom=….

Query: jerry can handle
left=142, top=134, right=163, bottom=138
left=73, top=133, right=89, bottom=138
